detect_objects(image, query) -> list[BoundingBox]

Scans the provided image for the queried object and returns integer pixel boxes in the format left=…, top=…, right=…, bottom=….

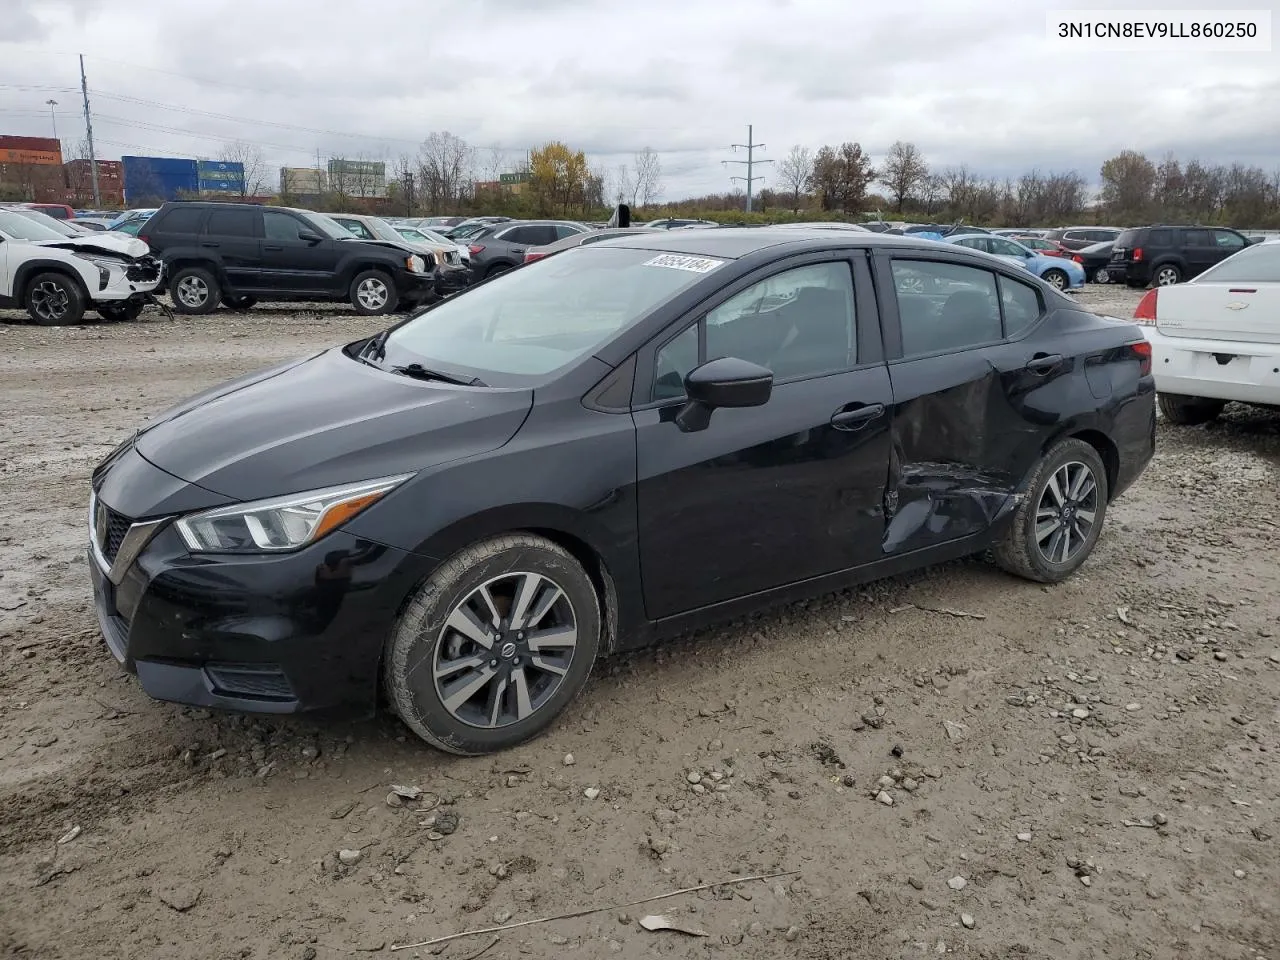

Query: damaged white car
left=0, top=208, right=164, bottom=325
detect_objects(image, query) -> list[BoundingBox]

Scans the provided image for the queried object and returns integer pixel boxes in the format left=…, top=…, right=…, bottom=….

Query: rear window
left=1195, top=243, right=1280, bottom=283
left=155, top=207, right=205, bottom=234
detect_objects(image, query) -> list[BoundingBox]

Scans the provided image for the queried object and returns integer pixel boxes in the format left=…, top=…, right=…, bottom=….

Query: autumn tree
left=633, top=147, right=663, bottom=206
left=878, top=141, right=929, bottom=213
left=777, top=145, right=812, bottom=211
left=1099, top=150, right=1157, bottom=219
left=530, top=141, right=590, bottom=216
left=810, top=142, right=875, bottom=213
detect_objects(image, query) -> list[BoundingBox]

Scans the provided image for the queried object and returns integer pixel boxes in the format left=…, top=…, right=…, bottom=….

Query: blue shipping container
left=197, top=159, right=245, bottom=182
left=122, top=156, right=198, bottom=203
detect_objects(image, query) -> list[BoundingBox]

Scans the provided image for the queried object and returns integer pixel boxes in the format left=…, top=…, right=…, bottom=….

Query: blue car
left=943, top=233, right=1085, bottom=291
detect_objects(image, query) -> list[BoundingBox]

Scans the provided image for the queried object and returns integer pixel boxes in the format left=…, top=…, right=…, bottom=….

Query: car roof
left=591, top=226, right=951, bottom=259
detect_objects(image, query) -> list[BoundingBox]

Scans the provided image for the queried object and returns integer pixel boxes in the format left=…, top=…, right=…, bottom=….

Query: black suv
left=139, top=202, right=435, bottom=315
left=1107, top=224, right=1251, bottom=288
left=1042, top=226, right=1123, bottom=252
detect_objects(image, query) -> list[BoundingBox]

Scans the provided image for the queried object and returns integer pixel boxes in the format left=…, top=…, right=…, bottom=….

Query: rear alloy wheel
left=384, top=534, right=600, bottom=755
left=350, top=270, right=398, bottom=315
left=1092, top=267, right=1110, bottom=284
left=1153, top=264, right=1181, bottom=287
left=25, top=272, right=86, bottom=326
left=1158, top=392, right=1225, bottom=425
left=992, top=438, right=1108, bottom=583
left=1042, top=268, right=1070, bottom=291
left=169, top=266, right=222, bottom=315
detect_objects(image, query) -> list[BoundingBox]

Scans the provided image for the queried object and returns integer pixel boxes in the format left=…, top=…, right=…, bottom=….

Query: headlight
left=406, top=255, right=426, bottom=274
left=175, top=474, right=412, bottom=553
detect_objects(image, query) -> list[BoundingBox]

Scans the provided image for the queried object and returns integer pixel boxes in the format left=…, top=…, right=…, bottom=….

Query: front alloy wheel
left=1043, top=268, right=1069, bottom=290
left=384, top=534, right=600, bottom=754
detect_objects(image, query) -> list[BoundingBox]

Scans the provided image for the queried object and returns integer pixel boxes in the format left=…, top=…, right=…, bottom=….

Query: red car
left=1012, top=235, right=1067, bottom=256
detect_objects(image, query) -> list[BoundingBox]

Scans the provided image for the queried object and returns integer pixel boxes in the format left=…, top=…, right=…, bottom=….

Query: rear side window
left=998, top=275, right=1042, bottom=337
left=1147, top=229, right=1172, bottom=246
left=892, top=260, right=1002, bottom=356
left=205, top=208, right=258, bottom=238
left=1183, top=229, right=1210, bottom=247
left=553, top=224, right=582, bottom=240
left=155, top=207, right=204, bottom=234
left=1043, top=229, right=1066, bottom=242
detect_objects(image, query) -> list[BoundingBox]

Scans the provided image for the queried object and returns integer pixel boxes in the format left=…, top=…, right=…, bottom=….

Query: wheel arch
left=166, top=257, right=228, bottom=287
left=13, top=259, right=92, bottom=303
left=1030, top=424, right=1119, bottom=502
left=342, top=259, right=398, bottom=286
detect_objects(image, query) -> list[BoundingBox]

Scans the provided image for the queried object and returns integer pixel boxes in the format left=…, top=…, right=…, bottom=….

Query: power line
left=722, top=125, right=772, bottom=212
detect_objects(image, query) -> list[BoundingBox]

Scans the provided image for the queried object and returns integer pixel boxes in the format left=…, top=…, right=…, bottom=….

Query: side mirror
left=675, top=357, right=773, bottom=433
left=297, top=230, right=322, bottom=243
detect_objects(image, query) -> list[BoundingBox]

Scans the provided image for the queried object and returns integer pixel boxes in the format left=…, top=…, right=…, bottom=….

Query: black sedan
left=88, top=229, right=1156, bottom=755
left=1067, top=240, right=1115, bottom=284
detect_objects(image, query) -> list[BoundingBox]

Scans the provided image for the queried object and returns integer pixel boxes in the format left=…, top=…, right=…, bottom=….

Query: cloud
left=0, top=0, right=1275, bottom=199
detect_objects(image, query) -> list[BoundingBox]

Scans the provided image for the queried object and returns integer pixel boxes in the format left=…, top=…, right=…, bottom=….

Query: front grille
left=206, top=664, right=296, bottom=702
left=101, top=506, right=132, bottom=564
left=126, top=256, right=162, bottom=282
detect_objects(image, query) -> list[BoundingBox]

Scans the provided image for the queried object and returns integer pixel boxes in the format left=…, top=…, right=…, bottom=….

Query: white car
left=1134, top=239, right=1280, bottom=423
left=0, top=208, right=163, bottom=325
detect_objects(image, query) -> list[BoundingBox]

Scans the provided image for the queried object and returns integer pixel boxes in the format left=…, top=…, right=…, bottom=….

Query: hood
left=33, top=234, right=150, bottom=258
left=134, top=347, right=534, bottom=500
left=341, top=237, right=418, bottom=256
left=1077, top=241, right=1113, bottom=255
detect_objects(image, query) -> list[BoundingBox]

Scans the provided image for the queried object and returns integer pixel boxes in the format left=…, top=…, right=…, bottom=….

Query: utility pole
left=405, top=171, right=414, bottom=216
left=78, top=55, right=100, bottom=206
left=723, top=125, right=772, bottom=212
left=45, top=99, right=58, bottom=141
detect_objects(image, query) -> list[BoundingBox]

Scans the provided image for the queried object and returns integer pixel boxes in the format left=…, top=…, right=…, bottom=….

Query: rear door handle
left=263, top=244, right=283, bottom=251
left=201, top=241, right=220, bottom=248
left=1025, top=353, right=1063, bottom=374
left=830, top=403, right=885, bottom=430
left=509, top=248, right=525, bottom=255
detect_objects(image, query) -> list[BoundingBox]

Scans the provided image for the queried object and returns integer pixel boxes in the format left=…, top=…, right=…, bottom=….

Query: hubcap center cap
left=499, top=641, right=518, bottom=659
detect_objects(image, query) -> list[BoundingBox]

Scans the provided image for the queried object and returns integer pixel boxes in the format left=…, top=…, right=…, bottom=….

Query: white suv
left=0, top=208, right=163, bottom=325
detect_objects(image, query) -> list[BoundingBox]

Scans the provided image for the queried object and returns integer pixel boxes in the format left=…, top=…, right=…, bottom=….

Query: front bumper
left=95, top=262, right=163, bottom=302
left=88, top=449, right=435, bottom=716
left=434, top=264, right=471, bottom=295
left=393, top=269, right=435, bottom=305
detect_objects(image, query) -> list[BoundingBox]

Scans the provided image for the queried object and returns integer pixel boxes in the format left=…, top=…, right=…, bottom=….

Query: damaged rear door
left=874, top=253, right=1064, bottom=554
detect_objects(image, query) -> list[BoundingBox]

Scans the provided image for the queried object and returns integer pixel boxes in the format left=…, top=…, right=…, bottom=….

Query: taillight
left=468, top=244, right=484, bottom=255
left=523, top=251, right=546, bottom=263
left=1072, top=254, right=1083, bottom=263
left=1131, top=340, right=1152, bottom=376
left=1133, top=288, right=1157, bottom=324
left=1132, top=247, right=1143, bottom=261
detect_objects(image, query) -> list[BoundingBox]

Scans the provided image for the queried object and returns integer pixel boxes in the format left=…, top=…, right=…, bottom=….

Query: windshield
left=365, top=217, right=406, bottom=243
left=382, top=246, right=718, bottom=380
left=450, top=223, right=490, bottom=241
left=1196, top=243, right=1280, bottom=283
left=303, top=212, right=355, bottom=240
left=0, top=210, right=70, bottom=242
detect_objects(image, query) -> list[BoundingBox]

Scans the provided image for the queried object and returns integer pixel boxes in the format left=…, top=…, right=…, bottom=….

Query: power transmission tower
left=722, top=125, right=772, bottom=212
left=78, top=55, right=100, bottom=206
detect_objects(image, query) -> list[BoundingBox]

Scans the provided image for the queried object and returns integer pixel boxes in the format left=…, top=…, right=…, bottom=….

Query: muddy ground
left=1, top=287, right=1278, bottom=960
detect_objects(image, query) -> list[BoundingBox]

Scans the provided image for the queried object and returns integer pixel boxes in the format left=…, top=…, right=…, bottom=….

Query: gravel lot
left=2, top=286, right=1278, bottom=959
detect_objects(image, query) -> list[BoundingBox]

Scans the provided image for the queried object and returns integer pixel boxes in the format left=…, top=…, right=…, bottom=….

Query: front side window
left=382, top=246, right=715, bottom=381
left=704, top=262, right=856, bottom=382
left=990, top=238, right=1029, bottom=257
left=652, top=324, right=699, bottom=401
left=892, top=260, right=1002, bottom=356
left=264, top=211, right=305, bottom=241
left=1213, top=230, right=1245, bottom=249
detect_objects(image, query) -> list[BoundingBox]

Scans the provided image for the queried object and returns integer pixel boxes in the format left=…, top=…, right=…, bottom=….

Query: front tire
left=351, top=270, right=398, bottom=315
left=992, top=438, right=1108, bottom=583
left=1042, top=268, right=1069, bottom=291
left=169, top=266, right=221, bottom=315
left=24, top=272, right=86, bottom=326
left=1158, top=392, right=1225, bottom=425
left=384, top=534, right=600, bottom=755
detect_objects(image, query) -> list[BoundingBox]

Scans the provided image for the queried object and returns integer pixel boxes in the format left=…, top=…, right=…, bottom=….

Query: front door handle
left=830, top=403, right=885, bottom=431
left=1026, top=353, right=1063, bottom=374
left=201, top=241, right=220, bottom=248
left=263, top=244, right=283, bottom=251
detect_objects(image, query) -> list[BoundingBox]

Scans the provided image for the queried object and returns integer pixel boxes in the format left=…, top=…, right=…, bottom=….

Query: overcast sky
left=1, top=0, right=1276, bottom=201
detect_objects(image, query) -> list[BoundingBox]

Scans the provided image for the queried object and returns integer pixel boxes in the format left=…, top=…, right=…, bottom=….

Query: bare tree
left=633, top=147, right=663, bottom=206
left=417, top=131, right=475, bottom=213
left=878, top=141, right=929, bottom=213
left=481, top=146, right=507, bottom=184
left=613, top=164, right=632, bottom=205
left=218, top=140, right=268, bottom=197
left=777, top=145, right=812, bottom=211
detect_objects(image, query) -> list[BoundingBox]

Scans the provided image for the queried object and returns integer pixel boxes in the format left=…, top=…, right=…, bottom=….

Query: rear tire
left=24, top=272, right=86, bottom=325
left=1152, top=263, right=1181, bottom=287
left=1092, top=267, right=1110, bottom=284
left=1158, top=392, right=1225, bottom=425
left=992, top=438, right=1109, bottom=584
left=383, top=534, right=600, bottom=755
left=169, top=266, right=221, bottom=315
left=350, top=270, right=398, bottom=315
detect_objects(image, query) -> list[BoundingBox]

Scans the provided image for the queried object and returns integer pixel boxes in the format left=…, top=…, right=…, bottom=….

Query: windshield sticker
left=643, top=253, right=725, bottom=274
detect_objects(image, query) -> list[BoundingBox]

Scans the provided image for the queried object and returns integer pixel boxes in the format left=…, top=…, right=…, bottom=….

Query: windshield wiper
left=360, top=328, right=392, bottom=363
left=391, top=363, right=486, bottom=387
